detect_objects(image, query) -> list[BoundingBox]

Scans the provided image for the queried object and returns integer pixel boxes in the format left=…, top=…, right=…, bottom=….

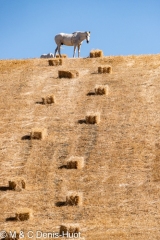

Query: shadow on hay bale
left=6, top=209, right=32, bottom=222
left=0, top=185, right=10, bottom=191
left=21, top=135, right=31, bottom=140
left=90, top=49, right=103, bottom=58
left=55, top=201, right=66, bottom=207
left=87, top=91, right=96, bottom=96
left=58, top=70, right=79, bottom=79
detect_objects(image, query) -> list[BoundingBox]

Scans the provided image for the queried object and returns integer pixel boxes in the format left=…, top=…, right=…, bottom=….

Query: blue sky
left=0, top=0, right=160, bottom=59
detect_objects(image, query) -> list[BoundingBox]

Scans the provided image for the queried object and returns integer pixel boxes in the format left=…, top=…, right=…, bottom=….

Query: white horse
left=54, top=31, right=90, bottom=58
left=40, top=53, right=54, bottom=58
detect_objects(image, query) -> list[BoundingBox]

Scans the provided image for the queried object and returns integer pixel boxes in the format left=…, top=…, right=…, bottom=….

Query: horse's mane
left=72, top=31, right=82, bottom=34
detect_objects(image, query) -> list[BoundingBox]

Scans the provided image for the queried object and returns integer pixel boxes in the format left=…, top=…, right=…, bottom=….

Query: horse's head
left=86, top=31, right=90, bottom=43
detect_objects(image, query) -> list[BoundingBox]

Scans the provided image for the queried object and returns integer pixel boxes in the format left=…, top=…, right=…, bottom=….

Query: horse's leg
left=78, top=44, right=81, bottom=58
left=73, top=45, right=77, bottom=58
left=54, top=46, right=58, bottom=57
left=58, top=45, right=62, bottom=58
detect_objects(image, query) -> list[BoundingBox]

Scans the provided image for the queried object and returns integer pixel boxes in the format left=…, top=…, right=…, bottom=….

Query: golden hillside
left=0, top=54, right=160, bottom=240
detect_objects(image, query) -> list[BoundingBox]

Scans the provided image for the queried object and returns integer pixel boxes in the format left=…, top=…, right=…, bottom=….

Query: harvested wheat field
left=0, top=54, right=160, bottom=240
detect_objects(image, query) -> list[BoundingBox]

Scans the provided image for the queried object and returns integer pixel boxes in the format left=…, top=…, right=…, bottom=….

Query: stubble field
left=0, top=54, right=160, bottom=239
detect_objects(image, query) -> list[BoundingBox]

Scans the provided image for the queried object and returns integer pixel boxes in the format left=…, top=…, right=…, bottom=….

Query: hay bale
left=60, top=225, right=80, bottom=235
left=103, top=66, right=112, bottom=73
left=56, top=54, right=67, bottom=58
left=42, top=95, right=55, bottom=104
left=66, top=156, right=84, bottom=169
left=68, top=227, right=80, bottom=234
left=98, top=66, right=103, bottom=73
left=85, top=112, right=100, bottom=124
left=15, top=213, right=29, bottom=221
left=90, top=49, right=103, bottom=58
left=66, top=192, right=82, bottom=206
left=30, top=128, right=47, bottom=140
left=59, top=225, right=67, bottom=234
left=9, top=179, right=25, bottom=191
left=48, top=59, right=62, bottom=66
left=58, top=70, right=79, bottom=79
left=66, top=196, right=79, bottom=206
left=95, top=85, right=109, bottom=95
left=98, top=66, right=112, bottom=74
left=15, top=209, right=33, bottom=221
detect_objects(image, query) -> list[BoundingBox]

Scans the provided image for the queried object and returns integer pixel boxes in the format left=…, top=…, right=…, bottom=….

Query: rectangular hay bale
left=90, top=49, right=103, bottom=58
left=85, top=112, right=100, bottom=124
left=48, top=59, right=62, bottom=66
left=103, top=66, right=112, bottom=73
left=56, top=54, right=67, bottom=58
left=30, top=128, right=47, bottom=140
left=98, top=66, right=112, bottom=74
left=9, top=179, right=25, bottom=191
left=98, top=66, right=103, bottom=73
left=95, top=85, right=109, bottom=95
left=66, top=156, right=84, bottom=169
left=15, top=213, right=30, bottom=221
left=58, top=70, right=79, bottom=79
left=66, top=193, right=82, bottom=206
left=15, top=208, right=33, bottom=221
left=42, top=95, right=55, bottom=104
left=60, top=225, right=80, bottom=235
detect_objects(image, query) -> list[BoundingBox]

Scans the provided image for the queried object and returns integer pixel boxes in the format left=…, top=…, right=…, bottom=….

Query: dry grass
left=153, top=144, right=160, bottom=181
left=95, top=85, right=109, bottom=95
left=58, top=70, right=79, bottom=78
left=85, top=112, right=101, bottom=124
left=90, top=49, right=103, bottom=58
left=0, top=54, right=160, bottom=239
left=30, top=128, right=47, bottom=140
left=0, top=60, right=30, bottom=73
left=42, top=95, right=55, bottom=104
left=66, top=156, right=84, bottom=169
left=48, top=59, right=62, bottom=66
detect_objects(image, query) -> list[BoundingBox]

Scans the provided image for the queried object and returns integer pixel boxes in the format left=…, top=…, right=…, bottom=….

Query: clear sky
left=0, top=0, right=160, bottom=59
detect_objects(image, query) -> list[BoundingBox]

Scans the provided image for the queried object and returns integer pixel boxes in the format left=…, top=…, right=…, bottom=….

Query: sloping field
left=0, top=54, right=160, bottom=240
